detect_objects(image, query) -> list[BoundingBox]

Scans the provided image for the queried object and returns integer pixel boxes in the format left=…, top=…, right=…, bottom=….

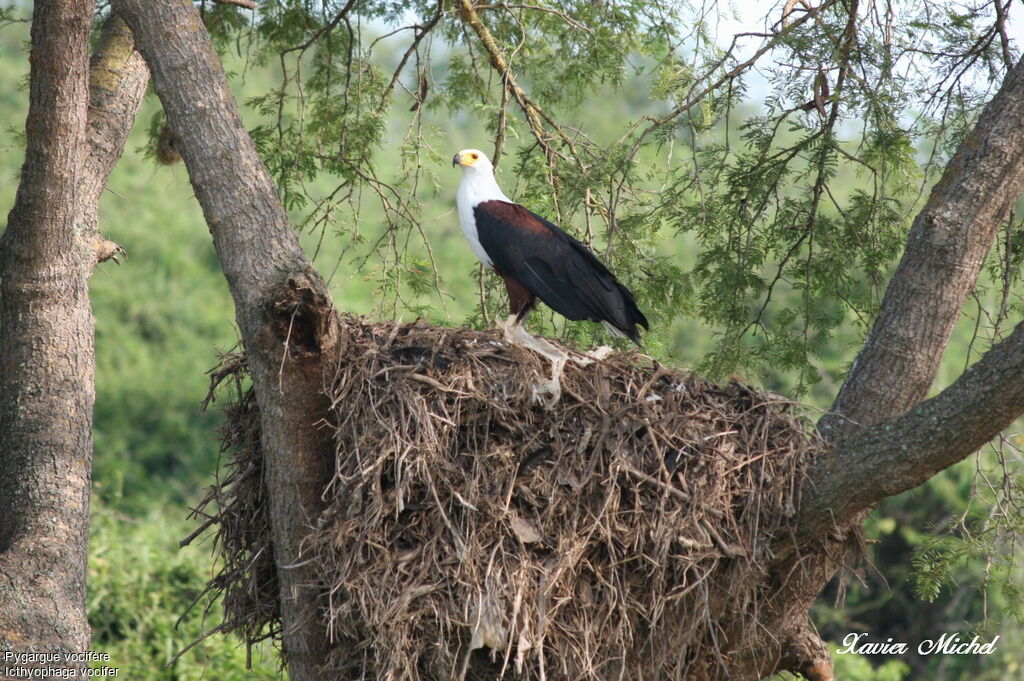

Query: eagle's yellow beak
left=453, top=150, right=483, bottom=167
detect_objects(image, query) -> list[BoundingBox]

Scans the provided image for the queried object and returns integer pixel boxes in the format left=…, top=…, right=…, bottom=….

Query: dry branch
left=212, top=0, right=257, bottom=9
left=456, top=0, right=579, bottom=164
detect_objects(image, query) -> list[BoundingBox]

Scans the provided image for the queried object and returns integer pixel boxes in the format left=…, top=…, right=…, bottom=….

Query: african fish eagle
left=453, top=149, right=649, bottom=344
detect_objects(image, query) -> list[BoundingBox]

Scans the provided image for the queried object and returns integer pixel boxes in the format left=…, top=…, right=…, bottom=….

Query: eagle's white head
left=453, top=148, right=509, bottom=205
left=452, top=148, right=492, bottom=169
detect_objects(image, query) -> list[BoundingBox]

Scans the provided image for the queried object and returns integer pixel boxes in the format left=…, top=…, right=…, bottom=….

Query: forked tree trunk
left=0, top=5, right=148, bottom=658
left=762, top=53, right=1024, bottom=680
left=818, top=53, right=1024, bottom=444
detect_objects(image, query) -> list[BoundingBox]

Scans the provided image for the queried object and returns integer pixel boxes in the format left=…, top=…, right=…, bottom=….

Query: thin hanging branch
left=456, top=0, right=581, bottom=164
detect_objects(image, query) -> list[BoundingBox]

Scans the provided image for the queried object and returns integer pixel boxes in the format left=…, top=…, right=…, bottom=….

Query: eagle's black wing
left=473, top=200, right=648, bottom=343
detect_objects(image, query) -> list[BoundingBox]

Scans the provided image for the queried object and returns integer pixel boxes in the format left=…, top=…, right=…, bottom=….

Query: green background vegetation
left=0, top=3, right=1022, bottom=678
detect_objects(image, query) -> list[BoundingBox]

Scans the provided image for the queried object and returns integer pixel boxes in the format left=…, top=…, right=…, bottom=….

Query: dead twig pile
left=190, top=316, right=820, bottom=680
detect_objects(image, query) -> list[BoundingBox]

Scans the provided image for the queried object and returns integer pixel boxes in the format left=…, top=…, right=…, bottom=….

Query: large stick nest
left=192, top=316, right=820, bottom=680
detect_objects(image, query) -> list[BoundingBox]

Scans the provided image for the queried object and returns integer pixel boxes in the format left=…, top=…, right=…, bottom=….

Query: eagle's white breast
left=455, top=151, right=512, bottom=269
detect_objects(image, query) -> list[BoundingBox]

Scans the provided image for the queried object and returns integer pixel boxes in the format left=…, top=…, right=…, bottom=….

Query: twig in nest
left=621, top=463, right=724, bottom=519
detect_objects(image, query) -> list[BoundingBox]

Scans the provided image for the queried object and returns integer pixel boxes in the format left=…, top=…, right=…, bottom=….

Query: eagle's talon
left=584, top=345, right=613, bottom=362
left=530, top=355, right=565, bottom=408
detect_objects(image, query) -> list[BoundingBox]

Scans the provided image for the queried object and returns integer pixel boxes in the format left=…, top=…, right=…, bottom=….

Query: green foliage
left=88, top=501, right=278, bottom=679
left=814, top=443, right=1024, bottom=680
left=831, top=652, right=911, bottom=681
left=91, top=104, right=238, bottom=513
left=912, top=536, right=973, bottom=603
left=909, top=447, right=1024, bottom=621
left=180, top=0, right=1024, bottom=400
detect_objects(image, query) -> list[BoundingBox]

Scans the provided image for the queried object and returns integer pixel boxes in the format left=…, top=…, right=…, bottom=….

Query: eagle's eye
left=471, top=153, right=479, bottom=160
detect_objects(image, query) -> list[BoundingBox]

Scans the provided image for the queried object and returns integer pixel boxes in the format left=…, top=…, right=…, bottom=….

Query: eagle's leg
left=497, top=274, right=572, bottom=406
left=502, top=317, right=568, bottom=407
left=499, top=314, right=608, bottom=367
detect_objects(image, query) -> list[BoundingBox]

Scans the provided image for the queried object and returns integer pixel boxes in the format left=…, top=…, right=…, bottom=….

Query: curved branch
left=800, top=320, right=1024, bottom=537
left=213, top=0, right=257, bottom=8
left=456, top=0, right=578, bottom=162
left=109, top=3, right=342, bottom=680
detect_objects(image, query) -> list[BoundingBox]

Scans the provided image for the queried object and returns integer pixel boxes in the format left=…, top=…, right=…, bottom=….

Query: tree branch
left=818, top=53, right=1024, bottom=443
left=800, top=320, right=1024, bottom=537
left=456, top=0, right=578, bottom=162
left=212, top=0, right=257, bottom=9
left=80, top=13, right=149, bottom=266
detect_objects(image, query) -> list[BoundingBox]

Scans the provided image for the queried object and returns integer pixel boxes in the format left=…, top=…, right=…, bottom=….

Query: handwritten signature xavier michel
left=836, top=632, right=1000, bottom=656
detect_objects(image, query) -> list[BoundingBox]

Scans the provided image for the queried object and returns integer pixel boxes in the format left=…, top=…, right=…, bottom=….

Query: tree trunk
left=0, top=0, right=95, bottom=657
left=0, top=4, right=147, bottom=660
left=761, top=54, right=1024, bottom=681
left=110, top=2, right=341, bottom=678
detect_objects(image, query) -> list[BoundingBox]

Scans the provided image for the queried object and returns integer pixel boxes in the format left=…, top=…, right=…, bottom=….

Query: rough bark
left=109, top=2, right=340, bottom=678
left=0, top=0, right=95, bottom=656
left=0, top=6, right=149, bottom=659
left=801, top=320, right=1024, bottom=537
left=818, top=54, right=1024, bottom=443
